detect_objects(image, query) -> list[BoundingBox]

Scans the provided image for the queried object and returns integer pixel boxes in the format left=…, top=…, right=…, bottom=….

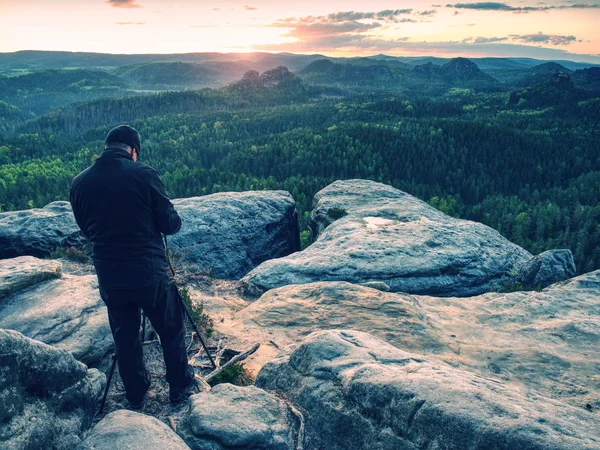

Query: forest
left=0, top=51, right=599, bottom=274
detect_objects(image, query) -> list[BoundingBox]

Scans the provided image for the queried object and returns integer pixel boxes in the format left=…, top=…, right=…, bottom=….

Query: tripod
left=98, top=235, right=216, bottom=414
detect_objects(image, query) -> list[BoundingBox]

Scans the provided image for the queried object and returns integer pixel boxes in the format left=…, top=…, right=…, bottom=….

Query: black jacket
left=70, top=148, right=181, bottom=289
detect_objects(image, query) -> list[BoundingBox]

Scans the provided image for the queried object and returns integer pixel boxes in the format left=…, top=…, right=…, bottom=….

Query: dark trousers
left=99, top=278, right=194, bottom=403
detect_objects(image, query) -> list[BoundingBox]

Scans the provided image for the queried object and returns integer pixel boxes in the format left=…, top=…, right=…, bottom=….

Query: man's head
left=105, top=125, right=141, bottom=162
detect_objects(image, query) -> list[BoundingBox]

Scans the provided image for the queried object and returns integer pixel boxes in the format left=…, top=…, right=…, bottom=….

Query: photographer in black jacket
left=70, top=125, right=194, bottom=409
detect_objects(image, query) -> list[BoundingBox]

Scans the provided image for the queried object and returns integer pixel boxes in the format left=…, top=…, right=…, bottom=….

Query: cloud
left=244, top=5, right=257, bottom=10
left=462, top=32, right=579, bottom=45
left=471, top=36, right=508, bottom=43
left=418, top=9, right=438, bottom=15
left=446, top=2, right=600, bottom=12
left=116, top=21, right=146, bottom=25
left=511, top=32, right=579, bottom=45
left=272, top=9, right=414, bottom=28
left=107, top=0, right=141, bottom=8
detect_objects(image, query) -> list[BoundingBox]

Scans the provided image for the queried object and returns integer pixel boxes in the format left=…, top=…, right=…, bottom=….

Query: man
left=70, top=124, right=195, bottom=409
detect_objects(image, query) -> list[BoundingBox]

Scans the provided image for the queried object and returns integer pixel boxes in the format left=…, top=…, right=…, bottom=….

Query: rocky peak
left=230, top=66, right=303, bottom=90
left=258, top=66, right=302, bottom=88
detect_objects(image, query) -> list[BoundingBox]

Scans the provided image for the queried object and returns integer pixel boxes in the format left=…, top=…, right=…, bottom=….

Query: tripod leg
left=98, top=353, right=118, bottom=414
left=141, top=311, right=146, bottom=342
left=179, top=293, right=217, bottom=370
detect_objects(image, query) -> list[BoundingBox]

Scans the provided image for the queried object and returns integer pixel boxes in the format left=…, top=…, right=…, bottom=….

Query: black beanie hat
left=105, top=125, right=141, bottom=154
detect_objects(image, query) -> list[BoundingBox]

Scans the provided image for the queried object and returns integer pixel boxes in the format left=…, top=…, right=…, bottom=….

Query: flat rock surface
left=0, top=273, right=112, bottom=368
left=170, top=191, right=300, bottom=279
left=0, top=201, right=86, bottom=259
left=78, top=410, right=191, bottom=450
left=243, top=180, right=534, bottom=297
left=0, top=256, right=62, bottom=298
left=0, top=329, right=105, bottom=450
left=178, top=384, right=298, bottom=450
left=232, top=271, right=600, bottom=410
left=256, top=329, right=600, bottom=450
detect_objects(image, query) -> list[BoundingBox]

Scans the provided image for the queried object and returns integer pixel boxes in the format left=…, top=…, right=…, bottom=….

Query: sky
left=1, top=0, right=599, bottom=62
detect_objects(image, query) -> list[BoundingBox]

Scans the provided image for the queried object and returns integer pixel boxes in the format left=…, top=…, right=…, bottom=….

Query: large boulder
left=177, top=384, right=299, bottom=450
left=0, top=269, right=112, bottom=368
left=233, top=271, right=600, bottom=409
left=516, top=249, right=576, bottom=290
left=77, top=410, right=191, bottom=450
left=0, top=192, right=301, bottom=279
left=0, top=201, right=85, bottom=259
left=170, top=191, right=300, bottom=279
left=0, top=329, right=105, bottom=450
left=0, top=256, right=62, bottom=298
left=243, top=180, right=533, bottom=296
left=256, top=329, right=600, bottom=450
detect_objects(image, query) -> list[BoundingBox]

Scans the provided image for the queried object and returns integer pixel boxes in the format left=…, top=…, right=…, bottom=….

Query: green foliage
left=327, top=207, right=348, bottom=220
left=209, top=363, right=254, bottom=387
left=300, top=230, right=313, bottom=250
left=179, top=286, right=214, bottom=339
left=1, top=67, right=599, bottom=274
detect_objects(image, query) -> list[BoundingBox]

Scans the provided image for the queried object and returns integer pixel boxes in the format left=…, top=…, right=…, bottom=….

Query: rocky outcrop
left=0, top=264, right=111, bottom=368
left=0, top=256, right=62, bottom=298
left=0, top=329, right=105, bottom=450
left=0, top=201, right=85, bottom=259
left=170, top=191, right=300, bottom=279
left=516, top=249, right=576, bottom=290
left=256, top=329, right=599, bottom=450
left=178, top=384, right=299, bottom=450
left=233, top=271, right=600, bottom=409
left=0, top=192, right=301, bottom=280
left=243, top=180, right=535, bottom=296
left=78, top=410, right=191, bottom=450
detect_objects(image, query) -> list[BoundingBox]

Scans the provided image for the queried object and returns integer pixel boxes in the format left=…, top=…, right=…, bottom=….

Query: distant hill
left=509, top=72, right=591, bottom=108
left=0, top=50, right=325, bottom=74
left=513, top=62, right=572, bottom=87
left=0, top=100, right=33, bottom=133
left=300, top=59, right=404, bottom=87
left=301, top=57, right=498, bottom=90
left=572, top=67, right=600, bottom=92
left=113, top=62, right=220, bottom=89
left=0, top=69, right=131, bottom=115
left=413, top=57, right=499, bottom=88
left=2, top=68, right=126, bottom=91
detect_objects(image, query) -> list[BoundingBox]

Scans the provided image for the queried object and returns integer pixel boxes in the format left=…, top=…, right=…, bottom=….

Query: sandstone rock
left=178, top=384, right=299, bottom=450
left=0, top=273, right=112, bottom=368
left=256, top=329, right=600, bottom=450
left=243, top=180, right=532, bottom=296
left=0, top=329, right=105, bottom=450
left=309, top=179, right=448, bottom=237
left=235, top=281, right=444, bottom=355
left=78, top=410, right=191, bottom=450
left=0, top=201, right=85, bottom=259
left=0, top=256, right=62, bottom=298
left=233, top=271, right=600, bottom=409
left=0, top=192, right=300, bottom=280
left=516, top=248, right=576, bottom=290
left=170, top=191, right=300, bottom=279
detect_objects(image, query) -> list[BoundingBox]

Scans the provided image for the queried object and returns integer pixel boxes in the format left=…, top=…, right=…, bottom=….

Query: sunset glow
left=1, top=0, right=599, bottom=62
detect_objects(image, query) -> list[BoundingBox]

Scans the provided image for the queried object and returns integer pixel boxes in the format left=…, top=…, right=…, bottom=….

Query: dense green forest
left=0, top=52, right=599, bottom=274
